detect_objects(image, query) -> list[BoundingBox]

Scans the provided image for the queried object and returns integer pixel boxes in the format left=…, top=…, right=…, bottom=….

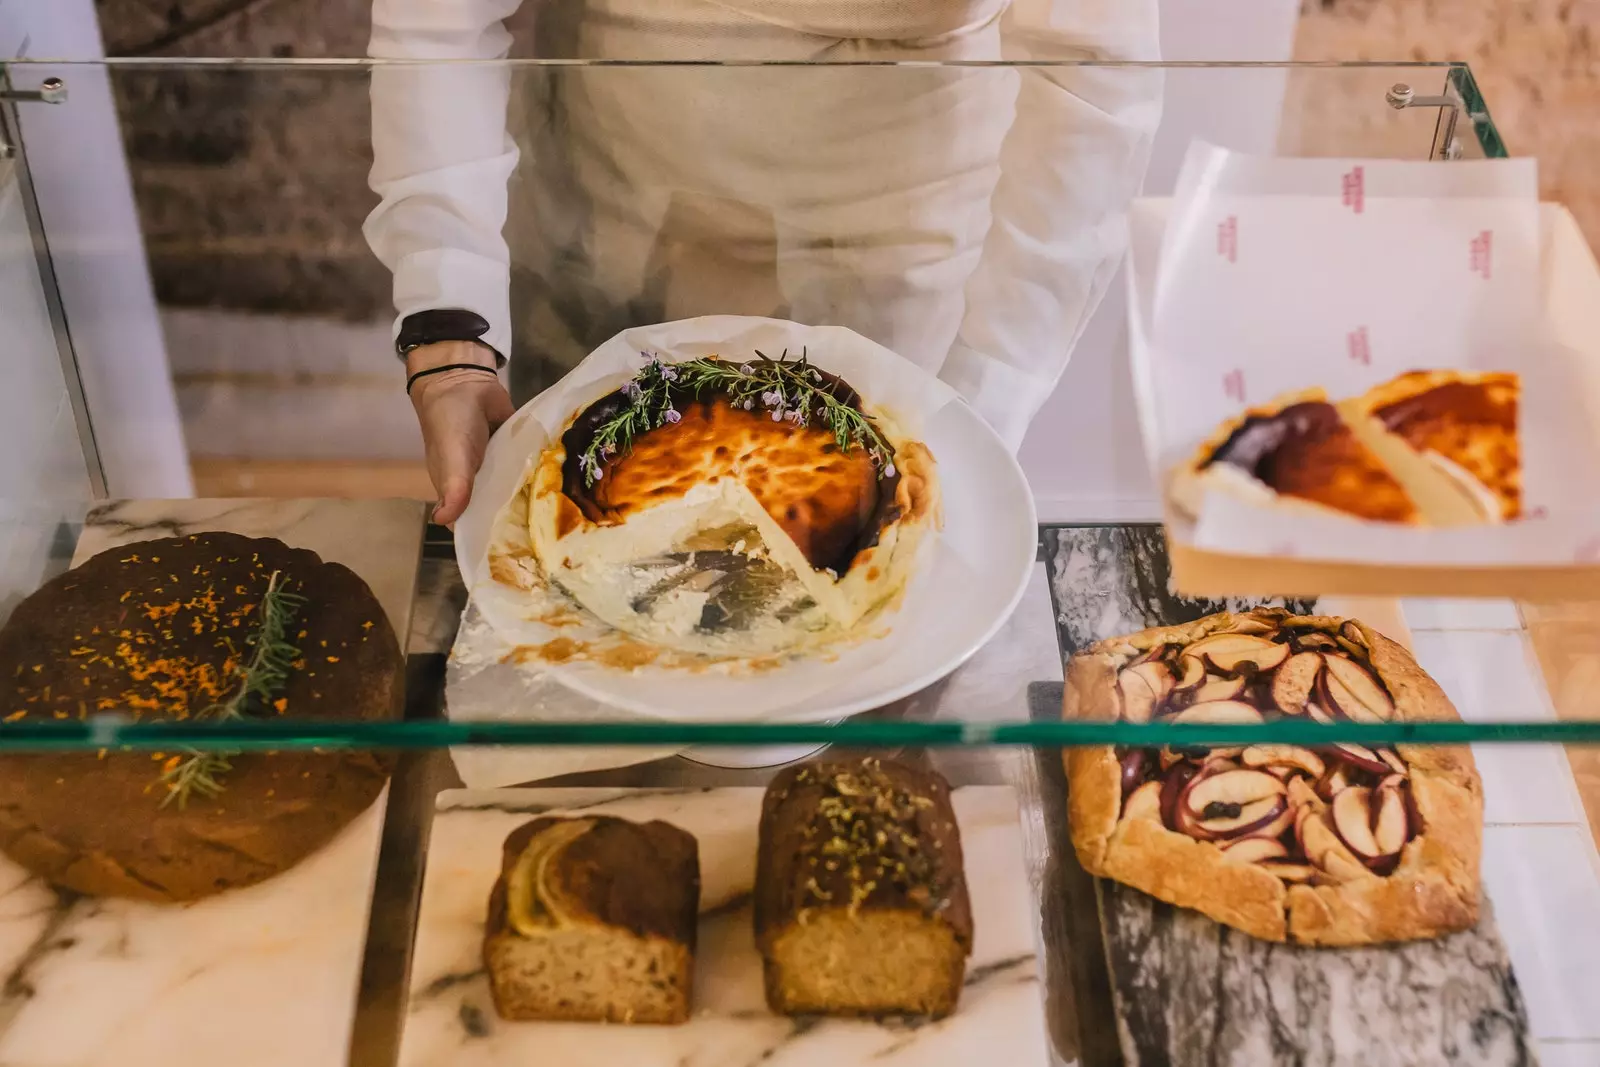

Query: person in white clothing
left=365, top=0, right=1162, bottom=524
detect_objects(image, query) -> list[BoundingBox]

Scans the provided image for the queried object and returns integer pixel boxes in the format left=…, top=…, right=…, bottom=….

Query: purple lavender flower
left=761, top=390, right=781, bottom=407
left=741, top=398, right=755, bottom=410
left=771, top=408, right=784, bottom=422
left=883, top=462, right=897, bottom=478
left=664, top=406, right=682, bottom=424
left=739, top=363, right=756, bottom=375
left=623, top=380, right=643, bottom=401
left=660, top=365, right=679, bottom=382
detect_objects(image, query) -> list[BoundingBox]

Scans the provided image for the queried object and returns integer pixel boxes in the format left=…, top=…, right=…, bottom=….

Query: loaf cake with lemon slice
left=484, top=816, right=701, bottom=1024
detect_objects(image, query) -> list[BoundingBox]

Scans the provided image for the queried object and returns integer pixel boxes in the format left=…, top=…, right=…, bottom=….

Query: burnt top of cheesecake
left=1202, top=400, right=1417, bottom=523
left=557, top=360, right=906, bottom=576
left=1374, top=375, right=1517, bottom=436
left=1204, top=400, right=1345, bottom=480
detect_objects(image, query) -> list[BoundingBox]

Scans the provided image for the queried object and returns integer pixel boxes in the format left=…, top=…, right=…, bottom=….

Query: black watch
left=395, top=309, right=505, bottom=367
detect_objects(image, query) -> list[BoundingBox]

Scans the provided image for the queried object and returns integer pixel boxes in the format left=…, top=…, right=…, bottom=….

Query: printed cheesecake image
left=1170, top=369, right=1520, bottom=527
left=1063, top=608, right=1482, bottom=945
left=524, top=351, right=940, bottom=657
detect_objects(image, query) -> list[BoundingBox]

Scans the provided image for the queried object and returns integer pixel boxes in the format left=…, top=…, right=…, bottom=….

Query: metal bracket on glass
left=1386, top=81, right=1462, bottom=159
left=0, top=76, right=67, bottom=159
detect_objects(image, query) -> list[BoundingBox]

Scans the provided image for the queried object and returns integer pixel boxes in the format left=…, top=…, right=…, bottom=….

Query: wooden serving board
left=1041, top=525, right=1535, bottom=1067
left=0, top=498, right=425, bottom=1067
left=399, top=787, right=1049, bottom=1067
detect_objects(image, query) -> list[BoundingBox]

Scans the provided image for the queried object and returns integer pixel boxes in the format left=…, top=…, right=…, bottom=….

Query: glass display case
left=2, top=55, right=1597, bottom=1067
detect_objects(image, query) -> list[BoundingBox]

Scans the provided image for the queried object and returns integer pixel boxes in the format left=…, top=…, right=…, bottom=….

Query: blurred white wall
left=1017, top=0, right=1301, bottom=522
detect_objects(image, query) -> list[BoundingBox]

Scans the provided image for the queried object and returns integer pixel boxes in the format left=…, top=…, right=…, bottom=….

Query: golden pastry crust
left=1062, top=609, right=1482, bottom=946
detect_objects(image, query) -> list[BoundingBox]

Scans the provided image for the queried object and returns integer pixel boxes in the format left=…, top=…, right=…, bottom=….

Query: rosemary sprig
left=158, top=570, right=305, bottom=809
left=577, top=349, right=896, bottom=486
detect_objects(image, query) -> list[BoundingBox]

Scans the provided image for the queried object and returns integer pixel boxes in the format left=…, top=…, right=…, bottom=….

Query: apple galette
left=1063, top=609, right=1482, bottom=945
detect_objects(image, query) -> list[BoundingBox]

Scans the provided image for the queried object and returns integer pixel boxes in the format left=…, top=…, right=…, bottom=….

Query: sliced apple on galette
left=1063, top=608, right=1482, bottom=945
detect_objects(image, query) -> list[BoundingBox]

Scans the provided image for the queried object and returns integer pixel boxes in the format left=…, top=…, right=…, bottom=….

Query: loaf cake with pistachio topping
left=484, top=815, right=701, bottom=1024
left=754, top=757, right=972, bottom=1018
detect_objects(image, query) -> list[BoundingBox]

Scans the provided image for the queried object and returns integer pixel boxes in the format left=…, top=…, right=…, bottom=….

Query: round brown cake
left=0, top=532, right=402, bottom=901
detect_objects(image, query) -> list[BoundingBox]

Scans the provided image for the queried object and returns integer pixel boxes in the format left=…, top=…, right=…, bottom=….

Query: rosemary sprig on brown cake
left=158, top=570, right=305, bottom=808
left=577, top=350, right=896, bottom=487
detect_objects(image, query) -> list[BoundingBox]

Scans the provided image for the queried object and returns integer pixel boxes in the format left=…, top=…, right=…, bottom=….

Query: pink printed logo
left=1471, top=230, right=1493, bottom=279
left=1217, top=215, right=1238, bottom=263
left=1347, top=326, right=1372, bottom=366
left=1526, top=505, right=1548, bottom=521
left=1342, top=165, right=1365, bottom=214
left=1222, top=369, right=1246, bottom=403
left=1576, top=535, right=1600, bottom=564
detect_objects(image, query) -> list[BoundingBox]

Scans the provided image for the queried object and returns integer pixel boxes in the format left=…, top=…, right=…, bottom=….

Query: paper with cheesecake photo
left=1127, top=142, right=1600, bottom=597
left=451, top=315, right=1036, bottom=723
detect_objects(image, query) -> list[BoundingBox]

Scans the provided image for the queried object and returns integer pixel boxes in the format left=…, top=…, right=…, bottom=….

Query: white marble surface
left=0, top=497, right=426, bottom=1066
left=0, top=792, right=386, bottom=1066
left=399, top=787, right=1048, bottom=1067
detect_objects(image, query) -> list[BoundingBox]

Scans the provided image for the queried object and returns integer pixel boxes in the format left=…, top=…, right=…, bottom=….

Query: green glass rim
left=1448, top=64, right=1508, bottom=159
left=4, top=57, right=1475, bottom=70
left=1, top=716, right=1597, bottom=752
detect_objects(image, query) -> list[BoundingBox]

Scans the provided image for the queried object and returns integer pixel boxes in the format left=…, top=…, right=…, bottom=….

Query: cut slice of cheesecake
left=1339, top=370, right=1521, bottom=524
left=1171, top=387, right=1423, bottom=525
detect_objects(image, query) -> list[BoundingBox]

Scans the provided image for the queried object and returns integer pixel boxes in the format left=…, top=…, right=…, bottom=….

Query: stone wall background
left=90, top=0, right=1599, bottom=321
left=1294, top=0, right=1600, bottom=244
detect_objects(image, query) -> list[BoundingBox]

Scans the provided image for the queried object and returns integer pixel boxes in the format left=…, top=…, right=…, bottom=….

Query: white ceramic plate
left=455, top=320, right=1036, bottom=723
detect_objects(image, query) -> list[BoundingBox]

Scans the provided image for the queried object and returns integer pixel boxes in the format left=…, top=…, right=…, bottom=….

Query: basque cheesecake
left=526, top=353, right=939, bottom=656
left=1170, top=370, right=1521, bottom=527
left=1063, top=609, right=1482, bottom=945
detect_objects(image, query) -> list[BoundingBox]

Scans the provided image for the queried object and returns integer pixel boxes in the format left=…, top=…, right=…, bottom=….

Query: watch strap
left=395, top=309, right=505, bottom=367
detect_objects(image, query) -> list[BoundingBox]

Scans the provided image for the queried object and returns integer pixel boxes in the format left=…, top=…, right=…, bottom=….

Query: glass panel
left=1, top=57, right=1593, bottom=1067
left=0, top=91, right=95, bottom=631
left=0, top=58, right=1579, bottom=749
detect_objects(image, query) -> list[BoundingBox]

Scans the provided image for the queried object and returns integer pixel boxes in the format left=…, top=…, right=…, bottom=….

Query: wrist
left=405, top=339, right=499, bottom=376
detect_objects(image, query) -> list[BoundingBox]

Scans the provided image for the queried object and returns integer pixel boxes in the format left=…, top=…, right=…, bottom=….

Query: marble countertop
left=0, top=498, right=425, bottom=1067
left=398, top=787, right=1048, bottom=1067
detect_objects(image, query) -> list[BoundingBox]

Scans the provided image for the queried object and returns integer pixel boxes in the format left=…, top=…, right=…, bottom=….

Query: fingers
left=432, top=472, right=473, bottom=528
left=412, top=373, right=513, bottom=528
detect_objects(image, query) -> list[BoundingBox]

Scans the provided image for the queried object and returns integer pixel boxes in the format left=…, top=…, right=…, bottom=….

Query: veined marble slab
left=0, top=497, right=426, bottom=1067
left=1042, top=526, right=1534, bottom=1067
left=399, top=787, right=1049, bottom=1067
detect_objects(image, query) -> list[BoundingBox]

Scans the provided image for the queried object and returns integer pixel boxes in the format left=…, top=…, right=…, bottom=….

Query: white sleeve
left=938, top=0, right=1163, bottom=449
left=363, top=0, right=524, bottom=359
